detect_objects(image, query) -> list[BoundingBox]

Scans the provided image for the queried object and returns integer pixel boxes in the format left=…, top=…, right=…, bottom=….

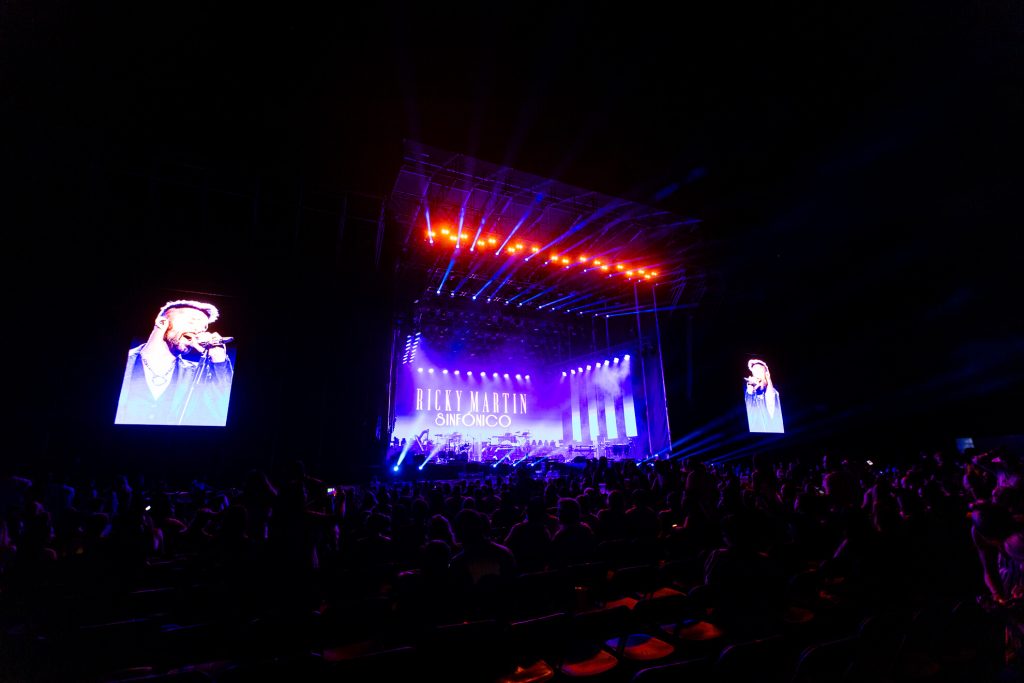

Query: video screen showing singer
left=744, top=358, right=784, bottom=434
left=114, top=299, right=235, bottom=427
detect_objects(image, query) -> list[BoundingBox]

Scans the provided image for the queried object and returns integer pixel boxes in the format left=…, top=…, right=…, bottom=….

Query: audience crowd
left=1, top=445, right=1020, bottom=682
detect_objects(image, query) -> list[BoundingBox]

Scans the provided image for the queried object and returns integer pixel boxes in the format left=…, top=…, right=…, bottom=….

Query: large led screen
left=114, top=294, right=236, bottom=427
left=392, top=334, right=640, bottom=461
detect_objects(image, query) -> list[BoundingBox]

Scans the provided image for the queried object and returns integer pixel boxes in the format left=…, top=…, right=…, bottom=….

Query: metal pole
left=634, top=282, right=653, bottom=459
left=652, top=284, right=672, bottom=454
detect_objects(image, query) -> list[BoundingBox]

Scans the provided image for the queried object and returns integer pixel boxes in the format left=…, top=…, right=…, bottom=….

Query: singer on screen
left=115, top=299, right=235, bottom=426
left=744, top=358, right=784, bottom=433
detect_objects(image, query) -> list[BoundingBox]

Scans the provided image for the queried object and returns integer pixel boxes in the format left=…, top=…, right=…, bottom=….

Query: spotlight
left=571, top=370, right=576, bottom=375
left=428, top=369, right=434, bottom=374
left=467, top=371, right=473, bottom=376
left=563, top=371, right=568, bottom=377
left=613, top=358, right=619, bottom=363
left=515, top=374, right=522, bottom=380
left=492, top=373, right=499, bottom=378
left=503, top=373, right=509, bottom=379
left=586, top=365, right=591, bottom=371
left=624, top=354, right=630, bottom=360
left=525, top=375, right=530, bottom=380
left=604, top=360, right=609, bottom=366
left=454, top=370, right=460, bottom=375
left=442, top=369, right=448, bottom=374
left=393, top=466, right=400, bottom=472
left=418, top=368, right=424, bottom=373
left=578, top=367, right=583, bottom=372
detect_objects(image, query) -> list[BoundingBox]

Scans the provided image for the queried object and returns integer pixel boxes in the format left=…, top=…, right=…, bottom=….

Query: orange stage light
left=601, top=265, right=609, bottom=272
left=531, top=247, right=540, bottom=253
left=561, top=257, right=569, bottom=264
left=616, top=265, right=624, bottom=271
left=440, top=228, right=450, bottom=235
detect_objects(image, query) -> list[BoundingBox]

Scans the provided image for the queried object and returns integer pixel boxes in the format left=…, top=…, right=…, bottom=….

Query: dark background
left=2, top=2, right=1021, bottom=482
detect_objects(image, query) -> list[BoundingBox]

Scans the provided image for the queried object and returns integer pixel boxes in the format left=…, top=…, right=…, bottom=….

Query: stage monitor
left=114, top=292, right=237, bottom=427
left=743, top=357, right=784, bottom=433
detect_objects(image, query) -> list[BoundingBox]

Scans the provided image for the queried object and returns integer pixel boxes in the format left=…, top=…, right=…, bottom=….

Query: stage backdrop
left=392, top=335, right=640, bottom=458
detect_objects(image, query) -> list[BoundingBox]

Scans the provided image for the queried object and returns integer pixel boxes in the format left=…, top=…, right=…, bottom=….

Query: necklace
left=142, top=355, right=176, bottom=386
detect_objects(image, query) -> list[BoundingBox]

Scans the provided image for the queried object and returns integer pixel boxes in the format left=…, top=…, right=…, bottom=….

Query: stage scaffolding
left=384, top=141, right=704, bottom=463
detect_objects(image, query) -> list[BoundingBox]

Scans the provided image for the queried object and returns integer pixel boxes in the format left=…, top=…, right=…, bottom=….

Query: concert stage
left=384, top=142, right=701, bottom=474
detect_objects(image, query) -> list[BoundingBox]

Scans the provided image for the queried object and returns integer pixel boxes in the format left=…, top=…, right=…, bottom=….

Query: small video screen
left=743, top=357, right=784, bottom=433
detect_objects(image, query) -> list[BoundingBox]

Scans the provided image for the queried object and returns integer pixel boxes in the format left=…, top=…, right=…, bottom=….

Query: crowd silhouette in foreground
left=1, top=445, right=1022, bottom=682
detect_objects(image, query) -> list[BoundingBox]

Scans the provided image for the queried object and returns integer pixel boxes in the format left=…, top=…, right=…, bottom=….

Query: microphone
left=189, top=335, right=235, bottom=348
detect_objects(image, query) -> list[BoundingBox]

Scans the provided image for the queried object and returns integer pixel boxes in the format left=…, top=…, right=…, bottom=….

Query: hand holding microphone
left=189, top=332, right=234, bottom=362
